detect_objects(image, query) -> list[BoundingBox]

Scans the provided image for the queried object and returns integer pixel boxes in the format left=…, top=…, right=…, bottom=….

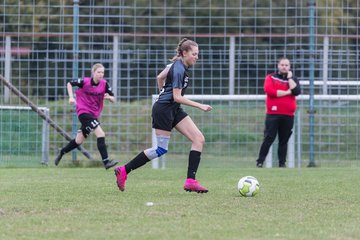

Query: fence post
left=41, top=108, right=50, bottom=165
left=307, top=0, right=316, bottom=167
left=4, top=36, right=11, bottom=103
left=297, top=109, right=302, bottom=168
left=229, top=36, right=235, bottom=95
left=322, top=36, right=329, bottom=95
left=71, top=0, right=80, bottom=161
left=288, top=132, right=295, bottom=168
left=265, top=147, right=273, bottom=168
left=112, top=35, right=119, bottom=98
left=151, top=95, right=159, bottom=169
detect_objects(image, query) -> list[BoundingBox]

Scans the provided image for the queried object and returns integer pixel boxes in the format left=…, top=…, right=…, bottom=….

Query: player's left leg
left=277, top=115, right=294, bottom=167
left=93, top=125, right=118, bottom=169
left=175, top=116, right=208, bottom=193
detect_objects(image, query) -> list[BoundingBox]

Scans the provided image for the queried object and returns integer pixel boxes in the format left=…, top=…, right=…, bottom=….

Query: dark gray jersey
left=156, top=59, right=189, bottom=104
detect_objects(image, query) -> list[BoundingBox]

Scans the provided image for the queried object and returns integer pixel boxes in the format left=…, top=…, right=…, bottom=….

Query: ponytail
left=171, top=38, right=198, bottom=61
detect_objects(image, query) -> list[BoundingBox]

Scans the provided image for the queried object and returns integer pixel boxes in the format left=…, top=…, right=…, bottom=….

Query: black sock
left=187, top=150, right=201, bottom=179
left=125, top=151, right=150, bottom=174
left=61, top=139, right=79, bottom=154
left=97, top=137, right=109, bottom=163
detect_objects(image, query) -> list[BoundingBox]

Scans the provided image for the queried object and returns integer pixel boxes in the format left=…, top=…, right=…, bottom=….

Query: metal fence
left=0, top=1, right=359, bottom=167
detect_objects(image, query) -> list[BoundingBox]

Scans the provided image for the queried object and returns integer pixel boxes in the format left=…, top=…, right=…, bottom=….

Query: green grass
left=1, top=167, right=360, bottom=240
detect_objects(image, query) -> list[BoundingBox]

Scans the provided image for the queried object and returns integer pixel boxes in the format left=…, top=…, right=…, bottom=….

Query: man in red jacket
left=256, top=57, right=301, bottom=168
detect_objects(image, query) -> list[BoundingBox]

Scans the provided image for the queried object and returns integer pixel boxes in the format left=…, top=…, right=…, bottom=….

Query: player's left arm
left=170, top=67, right=211, bottom=112
left=173, top=88, right=212, bottom=112
left=104, top=82, right=116, bottom=103
left=289, top=77, right=301, bottom=96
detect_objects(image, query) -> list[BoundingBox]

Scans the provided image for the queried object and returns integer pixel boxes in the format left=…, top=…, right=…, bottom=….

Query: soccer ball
left=237, top=176, right=260, bottom=197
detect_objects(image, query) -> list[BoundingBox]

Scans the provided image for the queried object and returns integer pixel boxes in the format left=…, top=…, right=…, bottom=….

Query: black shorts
left=152, top=102, right=188, bottom=131
left=78, top=113, right=100, bottom=138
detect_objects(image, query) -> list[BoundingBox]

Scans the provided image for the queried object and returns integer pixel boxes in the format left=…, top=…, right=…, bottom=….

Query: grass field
left=1, top=167, right=360, bottom=240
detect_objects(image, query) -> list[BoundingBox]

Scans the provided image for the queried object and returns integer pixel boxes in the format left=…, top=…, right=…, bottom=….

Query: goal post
left=0, top=106, right=50, bottom=165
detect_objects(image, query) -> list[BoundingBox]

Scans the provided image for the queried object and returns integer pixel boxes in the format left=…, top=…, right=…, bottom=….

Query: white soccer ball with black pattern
left=237, top=176, right=260, bottom=197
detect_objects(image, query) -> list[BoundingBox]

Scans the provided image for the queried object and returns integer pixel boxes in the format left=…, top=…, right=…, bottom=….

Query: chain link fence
left=1, top=1, right=359, bottom=167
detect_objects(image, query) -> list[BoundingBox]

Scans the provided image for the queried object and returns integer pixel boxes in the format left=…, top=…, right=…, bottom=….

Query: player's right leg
left=255, top=114, right=279, bottom=168
left=55, top=131, right=84, bottom=166
left=115, top=130, right=171, bottom=192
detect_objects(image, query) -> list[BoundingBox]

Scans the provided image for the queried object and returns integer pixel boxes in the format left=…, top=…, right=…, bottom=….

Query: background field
left=1, top=167, right=359, bottom=240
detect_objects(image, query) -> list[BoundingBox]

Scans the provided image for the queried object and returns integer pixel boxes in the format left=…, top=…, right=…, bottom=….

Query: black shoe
left=279, top=163, right=286, bottom=168
left=256, top=162, right=263, bottom=168
left=54, top=150, right=64, bottom=166
left=104, top=160, right=119, bottom=170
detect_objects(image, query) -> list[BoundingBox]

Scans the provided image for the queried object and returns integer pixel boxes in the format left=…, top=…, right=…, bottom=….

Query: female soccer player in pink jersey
left=55, top=63, right=118, bottom=169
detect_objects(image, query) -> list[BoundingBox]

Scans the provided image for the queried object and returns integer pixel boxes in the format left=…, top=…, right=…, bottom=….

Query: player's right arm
left=157, top=65, right=171, bottom=92
left=67, top=78, right=83, bottom=105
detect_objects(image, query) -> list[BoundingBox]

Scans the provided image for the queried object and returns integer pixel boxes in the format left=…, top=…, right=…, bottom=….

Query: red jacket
left=264, top=72, right=301, bottom=116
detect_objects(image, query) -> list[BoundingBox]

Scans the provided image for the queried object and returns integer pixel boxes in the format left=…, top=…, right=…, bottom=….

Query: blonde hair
left=91, top=63, right=105, bottom=73
left=171, top=38, right=198, bottom=61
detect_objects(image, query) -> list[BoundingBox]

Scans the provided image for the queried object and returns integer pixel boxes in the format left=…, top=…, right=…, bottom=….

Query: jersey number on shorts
left=90, top=119, right=99, bottom=128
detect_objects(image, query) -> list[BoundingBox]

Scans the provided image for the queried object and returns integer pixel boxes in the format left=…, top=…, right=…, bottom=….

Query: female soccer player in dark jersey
left=115, top=38, right=213, bottom=193
left=54, top=63, right=118, bottom=169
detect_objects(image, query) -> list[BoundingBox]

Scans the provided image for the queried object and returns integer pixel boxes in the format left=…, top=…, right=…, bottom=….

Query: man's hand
left=287, top=71, right=293, bottom=79
left=288, top=78, right=297, bottom=90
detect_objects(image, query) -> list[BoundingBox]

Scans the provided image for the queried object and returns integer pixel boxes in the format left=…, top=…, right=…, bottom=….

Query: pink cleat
left=184, top=178, right=208, bottom=193
left=114, top=166, right=127, bottom=192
